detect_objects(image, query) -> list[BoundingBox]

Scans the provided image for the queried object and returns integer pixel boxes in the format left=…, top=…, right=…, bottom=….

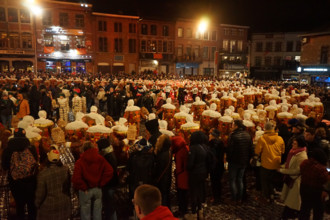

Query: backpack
left=10, top=148, right=38, bottom=180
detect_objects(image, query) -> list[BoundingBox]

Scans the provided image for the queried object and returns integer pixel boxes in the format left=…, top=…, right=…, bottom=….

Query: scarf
left=285, top=147, right=306, bottom=168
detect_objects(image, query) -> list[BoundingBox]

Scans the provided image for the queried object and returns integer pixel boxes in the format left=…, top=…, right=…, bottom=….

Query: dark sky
left=90, top=0, right=330, bottom=32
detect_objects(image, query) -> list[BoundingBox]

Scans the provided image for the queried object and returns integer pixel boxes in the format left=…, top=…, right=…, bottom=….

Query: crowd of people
left=0, top=71, right=329, bottom=220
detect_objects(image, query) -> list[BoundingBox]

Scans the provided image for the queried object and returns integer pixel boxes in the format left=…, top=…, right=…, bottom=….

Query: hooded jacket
left=72, top=148, right=113, bottom=191
left=227, top=127, right=253, bottom=167
left=255, top=130, right=285, bottom=170
left=16, top=94, right=30, bottom=119
left=141, top=206, right=178, bottom=220
left=171, top=136, right=189, bottom=190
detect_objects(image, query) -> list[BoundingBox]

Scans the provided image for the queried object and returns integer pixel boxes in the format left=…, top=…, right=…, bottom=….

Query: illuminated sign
left=304, top=68, right=328, bottom=72
left=45, top=26, right=84, bottom=35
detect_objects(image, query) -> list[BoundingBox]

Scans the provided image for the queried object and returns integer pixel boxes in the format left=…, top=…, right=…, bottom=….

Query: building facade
left=174, top=18, right=220, bottom=76
left=93, top=13, right=139, bottom=74
left=298, top=31, right=330, bottom=84
left=250, top=32, right=303, bottom=80
left=35, top=0, right=93, bottom=73
left=218, top=24, right=249, bottom=77
left=138, top=18, right=175, bottom=74
left=0, top=0, right=35, bottom=71
left=0, top=0, right=250, bottom=76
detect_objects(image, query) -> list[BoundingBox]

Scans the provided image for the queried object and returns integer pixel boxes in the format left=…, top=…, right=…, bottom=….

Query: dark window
left=129, top=23, right=136, bottom=33
left=44, top=35, right=53, bottom=46
left=265, top=42, right=272, bottom=52
left=141, top=24, right=147, bottom=35
left=162, top=25, right=169, bottom=36
left=274, top=56, right=282, bottom=66
left=296, top=41, right=301, bottom=52
left=320, top=46, right=329, bottom=64
left=212, top=31, right=217, bottom=41
left=150, top=25, right=157, bottom=35
left=256, top=42, right=263, bottom=52
left=9, top=33, right=19, bottom=48
left=286, top=41, right=293, bottom=52
left=163, top=41, right=167, bottom=52
left=203, top=47, right=209, bottom=59
left=114, top=22, right=122, bottom=32
left=158, top=40, right=162, bottom=52
left=22, top=33, right=32, bottom=49
left=98, top=21, right=107, bottom=31
left=265, top=57, right=272, bottom=66
left=129, top=39, right=136, bottom=53
left=275, top=42, right=282, bottom=52
left=255, top=56, right=262, bottom=66
left=0, top=8, right=5, bottom=22
left=8, top=8, right=18, bottom=22
left=59, top=13, right=69, bottom=27
left=75, top=14, right=84, bottom=28
left=42, top=12, right=52, bottom=26
left=141, top=40, right=146, bottom=52
left=0, top=33, right=8, bottom=48
left=20, top=9, right=30, bottom=23
left=99, top=37, right=108, bottom=52
left=114, top=38, right=123, bottom=53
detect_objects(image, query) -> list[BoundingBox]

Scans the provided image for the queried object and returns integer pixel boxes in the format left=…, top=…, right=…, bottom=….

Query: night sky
left=89, top=0, right=330, bottom=32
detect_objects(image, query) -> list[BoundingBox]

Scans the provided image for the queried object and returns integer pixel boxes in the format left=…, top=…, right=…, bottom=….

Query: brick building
left=299, top=31, right=330, bottom=84
left=218, top=24, right=249, bottom=77
left=36, top=0, right=93, bottom=73
left=250, top=32, right=303, bottom=80
left=0, top=0, right=35, bottom=71
left=138, top=18, right=175, bottom=74
left=174, top=18, right=219, bottom=76
left=93, top=13, right=139, bottom=74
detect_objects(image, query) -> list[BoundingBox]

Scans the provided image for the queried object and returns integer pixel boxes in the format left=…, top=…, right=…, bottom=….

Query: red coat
left=72, top=148, right=113, bottom=191
left=141, top=206, right=178, bottom=220
left=172, top=136, right=189, bottom=190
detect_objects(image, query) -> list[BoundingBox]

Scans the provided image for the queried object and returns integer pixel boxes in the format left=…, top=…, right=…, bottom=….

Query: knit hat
left=47, top=145, right=60, bottom=162
left=264, top=122, right=274, bottom=131
left=145, top=119, right=159, bottom=135
left=14, top=128, right=26, bottom=138
left=97, top=138, right=110, bottom=151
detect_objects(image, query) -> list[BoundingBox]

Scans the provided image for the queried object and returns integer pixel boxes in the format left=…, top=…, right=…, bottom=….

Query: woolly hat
left=97, top=138, right=110, bottom=151
left=264, top=122, right=274, bottom=131
left=145, top=119, right=159, bottom=135
left=14, top=128, right=26, bottom=138
left=47, top=145, right=60, bottom=162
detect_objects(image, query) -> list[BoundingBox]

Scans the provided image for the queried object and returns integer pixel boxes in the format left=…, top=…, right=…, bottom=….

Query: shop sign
left=45, top=26, right=84, bottom=35
left=153, top=53, right=163, bottom=59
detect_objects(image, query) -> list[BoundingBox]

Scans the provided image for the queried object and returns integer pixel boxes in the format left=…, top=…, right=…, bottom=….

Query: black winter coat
left=0, top=98, right=14, bottom=116
left=187, top=144, right=208, bottom=177
left=208, top=138, right=225, bottom=177
left=226, top=127, right=253, bottom=167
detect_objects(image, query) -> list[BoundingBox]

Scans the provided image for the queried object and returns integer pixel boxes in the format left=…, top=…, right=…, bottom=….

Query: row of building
left=0, top=0, right=329, bottom=82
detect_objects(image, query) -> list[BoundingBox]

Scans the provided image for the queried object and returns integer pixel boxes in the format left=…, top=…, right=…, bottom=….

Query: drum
left=180, top=125, right=200, bottom=144
left=174, top=116, right=187, bottom=133
left=192, top=104, right=206, bottom=121
left=163, top=108, right=176, bottom=130
left=65, top=128, right=87, bottom=141
left=237, top=96, right=245, bottom=108
left=200, top=115, right=219, bottom=133
left=124, top=110, right=141, bottom=124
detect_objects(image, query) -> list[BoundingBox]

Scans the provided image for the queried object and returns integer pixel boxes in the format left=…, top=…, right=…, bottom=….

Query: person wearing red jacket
left=72, top=141, right=113, bottom=220
left=171, top=136, right=189, bottom=218
left=299, top=148, right=329, bottom=220
left=133, top=184, right=178, bottom=220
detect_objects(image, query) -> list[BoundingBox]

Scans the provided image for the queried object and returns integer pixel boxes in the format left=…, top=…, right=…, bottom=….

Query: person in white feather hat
left=159, top=120, right=174, bottom=137
left=86, top=106, right=105, bottom=126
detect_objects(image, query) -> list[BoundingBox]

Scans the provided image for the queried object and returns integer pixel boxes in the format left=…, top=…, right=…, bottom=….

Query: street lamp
left=23, top=0, right=42, bottom=74
left=198, top=18, right=209, bottom=35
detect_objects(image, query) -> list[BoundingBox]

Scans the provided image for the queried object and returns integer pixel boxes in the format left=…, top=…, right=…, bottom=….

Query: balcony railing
left=175, top=55, right=203, bottom=63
